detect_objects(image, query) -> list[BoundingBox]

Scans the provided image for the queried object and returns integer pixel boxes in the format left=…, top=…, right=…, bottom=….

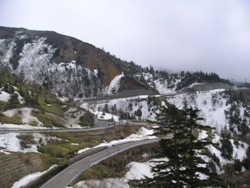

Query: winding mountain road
left=40, top=138, right=159, bottom=188
left=0, top=121, right=155, bottom=134
left=0, top=126, right=113, bottom=134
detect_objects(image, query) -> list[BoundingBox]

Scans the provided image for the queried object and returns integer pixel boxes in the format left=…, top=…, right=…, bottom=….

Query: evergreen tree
left=6, top=93, right=20, bottom=109
left=139, top=103, right=223, bottom=187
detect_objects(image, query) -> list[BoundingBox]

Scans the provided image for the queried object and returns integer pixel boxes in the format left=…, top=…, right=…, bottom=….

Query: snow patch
left=16, top=37, right=55, bottom=84
left=2, top=108, right=43, bottom=126
left=96, top=111, right=119, bottom=122
left=94, top=127, right=156, bottom=149
left=0, top=132, right=62, bottom=154
left=106, top=72, right=124, bottom=95
left=11, top=165, right=57, bottom=188
left=71, top=158, right=167, bottom=188
left=198, top=130, right=208, bottom=140
left=125, top=161, right=154, bottom=180
left=0, top=39, right=16, bottom=68
left=0, top=90, right=10, bottom=102
left=93, top=69, right=98, bottom=77
left=0, top=132, right=37, bottom=153
left=77, top=147, right=91, bottom=154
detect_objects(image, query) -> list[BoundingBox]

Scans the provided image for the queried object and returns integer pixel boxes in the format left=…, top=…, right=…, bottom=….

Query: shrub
left=234, top=159, right=242, bottom=172
left=1, top=113, right=22, bottom=124
left=38, top=144, right=70, bottom=158
left=221, top=138, right=233, bottom=160
left=79, top=165, right=116, bottom=180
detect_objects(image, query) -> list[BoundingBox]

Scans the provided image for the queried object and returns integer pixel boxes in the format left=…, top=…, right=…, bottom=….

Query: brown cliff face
left=30, top=29, right=122, bottom=86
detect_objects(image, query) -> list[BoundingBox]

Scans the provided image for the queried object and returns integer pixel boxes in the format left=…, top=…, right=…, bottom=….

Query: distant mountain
left=0, top=26, right=230, bottom=99
left=0, top=26, right=153, bottom=99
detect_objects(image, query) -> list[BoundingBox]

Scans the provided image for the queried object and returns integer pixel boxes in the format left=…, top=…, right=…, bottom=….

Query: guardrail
left=67, top=146, right=108, bottom=165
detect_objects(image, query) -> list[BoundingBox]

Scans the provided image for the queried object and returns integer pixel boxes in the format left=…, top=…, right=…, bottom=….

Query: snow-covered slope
left=168, top=89, right=228, bottom=132
left=106, top=72, right=124, bottom=96
left=0, top=35, right=103, bottom=98
left=81, top=95, right=158, bottom=121
left=82, top=89, right=250, bottom=135
left=141, top=72, right=180, bottom=95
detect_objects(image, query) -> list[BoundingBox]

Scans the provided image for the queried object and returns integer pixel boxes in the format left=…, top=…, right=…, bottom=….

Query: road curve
left=40, top=138, right=159, bottom=188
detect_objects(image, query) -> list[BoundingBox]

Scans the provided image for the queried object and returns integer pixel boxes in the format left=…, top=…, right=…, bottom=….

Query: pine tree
left=139, top=103, right=223, bottom=188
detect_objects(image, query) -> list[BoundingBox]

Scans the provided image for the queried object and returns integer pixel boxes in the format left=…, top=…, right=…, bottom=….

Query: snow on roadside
left=71, top=178, right=129, bottom=188
left=68, top=127, right=157, bottom=188
left=77, top=128, right=155, bottom=154
left=94, top=127, right=156, bottom=148
left=11, top=165, right=57, bottom=188
left=77, top=147, right=91, bottom=154
left=71, top=158, right=167, bottom=188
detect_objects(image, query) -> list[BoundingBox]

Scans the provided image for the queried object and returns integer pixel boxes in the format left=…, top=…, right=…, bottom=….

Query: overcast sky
left=1, top=0, right=250, bottom=82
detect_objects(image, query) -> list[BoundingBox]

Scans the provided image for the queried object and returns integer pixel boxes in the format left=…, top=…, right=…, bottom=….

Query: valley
left=0, top=26, right=250, bottom=188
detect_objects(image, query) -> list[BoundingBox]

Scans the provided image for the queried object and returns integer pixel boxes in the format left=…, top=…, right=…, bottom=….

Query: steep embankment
left=0, top=152, right=52, bottom=188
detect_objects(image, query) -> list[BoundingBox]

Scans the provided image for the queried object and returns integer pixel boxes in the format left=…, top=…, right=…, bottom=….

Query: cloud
left=0, top=0, right=250, bottom=81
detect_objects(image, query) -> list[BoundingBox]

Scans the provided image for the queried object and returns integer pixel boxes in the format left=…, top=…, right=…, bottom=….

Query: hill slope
left=0, top=26, right=152, bottom=99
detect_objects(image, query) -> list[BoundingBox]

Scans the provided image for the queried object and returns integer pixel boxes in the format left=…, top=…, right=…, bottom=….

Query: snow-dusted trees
left=139, top=104, right=223, bottom=187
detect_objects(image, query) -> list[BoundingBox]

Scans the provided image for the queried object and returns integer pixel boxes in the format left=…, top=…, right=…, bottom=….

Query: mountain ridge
left=0, top=26, right=232, bottom=100
left=0, top=26, right=153, bottom=99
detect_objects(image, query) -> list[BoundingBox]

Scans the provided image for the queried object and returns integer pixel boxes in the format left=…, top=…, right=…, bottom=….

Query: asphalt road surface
left=40, top=138, right=159, bottom=188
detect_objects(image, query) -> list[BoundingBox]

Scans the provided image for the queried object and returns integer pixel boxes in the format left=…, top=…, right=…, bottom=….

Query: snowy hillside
left=81, top=95, right=158, bottom=122
left=0, top=27, right=233, bottom=100
left=0, top=27, right=152, bottom=99
left=140, top=72, right=180, bottom=95
left=168, top=89, right=228, bottom=132
left=82, top=88, right=250, bottom=135
left=0, top=35, right=105, bottom=98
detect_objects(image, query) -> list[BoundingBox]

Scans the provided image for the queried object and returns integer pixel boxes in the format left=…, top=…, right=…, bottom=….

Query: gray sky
left=1, top=0, right=250, bottom=82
